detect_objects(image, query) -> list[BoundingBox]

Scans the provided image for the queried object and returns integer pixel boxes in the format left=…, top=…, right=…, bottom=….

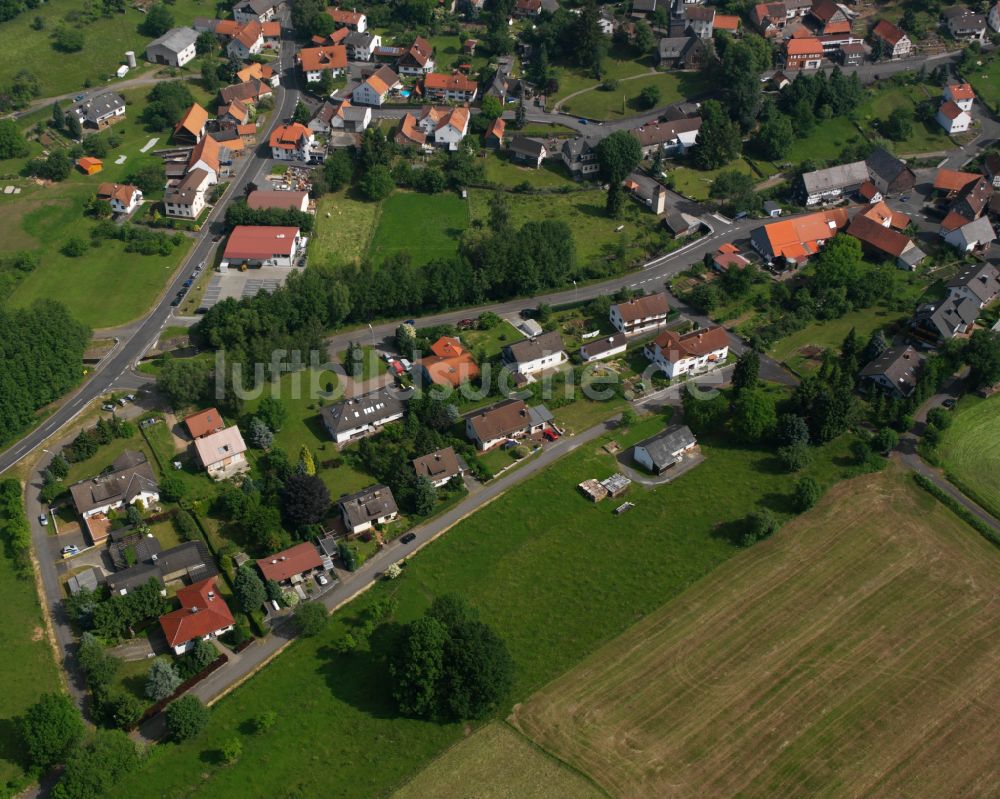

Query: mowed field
left=511, top=467, right=1000, bottom=799
left=936, top=394, right=1000, bottom=519
left=366, top=191, right=469, bottom=266
left=392, top=723, right=605, bottom=799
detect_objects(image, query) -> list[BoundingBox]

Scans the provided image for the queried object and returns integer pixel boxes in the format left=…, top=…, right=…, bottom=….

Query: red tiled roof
left=759, top=208, right=849, bottom=262
left=299, top=44, right=348, bottom=72
left=246, top=189, right=308, bottom=210
left=650, top=326, right=729, bottom=363
left=938, top=100, right=964, bottom=120
left=234, top=20, right=263, bottom=48
left=424, top=72, right=478, bottom=93
left=185, top=407, right=224, bottom=439
left=175, top=103, right=208, bottom=138
left=189, top=135, right=221, bottom=173
left=847, top=214, right=912, bottom=257
left=946, top=82, right=976, bottom=101
left=934, top=168, right=981, bottom=192
left=486, top=117, right=505, bottom=140
left=872, top=19, right=905, bottom=45
left=262, top=20, right=280, bottom=36
left=714, top=13, right=741, bottom=29
left=269, top=122, right=312, bottom=150
left=257, top=542, right=323, bottom=582
left=420, top=336, right=480, bottom=387
left=224, top=225, right=299, bottom=259
left=786, top=37, right=823, bottom=55
left=159, top=578, right=234, bottom=647
left=326, top=7, right=364, bottom=25
left=396, top=113, right=426, bottom=146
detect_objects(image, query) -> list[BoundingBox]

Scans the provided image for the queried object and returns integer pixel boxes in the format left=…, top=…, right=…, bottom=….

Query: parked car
left=542, top=428, right=559, bottom=442
left=61, top=545, right=79, bottom=558
left=102, top=403, right=115, bottom=411
left=316, top=573, right=329, bottom=586
left=519, top=308, right=534, bottom=320
left=124, top=394, right=135, bottom=402
left=183, top=280, right=193, bottom=288
left=38, top=514, right=48, bottom=526
left=118, top=397, right=128, bottom=406
left=171, top=298, right=181, bottom=307
left=943, top=398, right=956, bottom=409
left=400, top=532, right=416, bottom=545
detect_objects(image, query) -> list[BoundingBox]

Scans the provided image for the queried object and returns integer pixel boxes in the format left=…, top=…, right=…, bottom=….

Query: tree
left=317, top=68, right=335, bottom=97
left=188, top=638, right=218, bottom=672
left=605, top=182, right=625, bottom=218
left=292, top=100, right=310, bottom=125
left=51, top=101, right=65, bottom=131
left=777, top=440, right=812, bottom=472
left=883, top=107, right=913, bottom=142
left=157, top=357, right=213, bottom=408
left=104, top=691, right=143, bottom=730
left=633, top=19, right=653, bottom=53
left=139, top=2, right=174, bottom=37
left=281, top=474, right=330, bottom=528
left=572, top=0, right=606, bottom=75
left=47, top=453, right=69, bottom=480
left=65, top=112, right=83, bottom=140
left=720, top=40, right=763, bottom=131
left=793, top=476, right=821, bottom=512
left=165, top=695, right=208, bottom=742
left=965, top=330, right=1000, bottom=389
left=196, top=29, right=217, bottom=55
left=78, top=633, right=119, bottom=692
left=732, top=350, right=759, bottom=392
left=861, top=329, right=887, bottom=364
left=323, top=149, right=353, bottom=191
left=412, top=475, right=437, bottom=516
left=145, top=658, right=181, bottom=702
left=731, top=388, right=776, bottom=442
left=20, top=693, right=84, bottom=772
left=360, top=164, right=394, bottom=201
left=142, top=81, right=194, bottom=131
left=709, top=169, right=757, bottom=213
left=234, top=565, right=267, bottom=613
left=743, top=508, right=779, bottom=546
left=0, top=118, right=29, bottom=159
left=293, top=601, right=327, bottom=636
left=515, top=98, right=526, bottom=129
left=222, top=737, right=243, bottom=764
left=255, top=397, right=287, bottom=432
left=620, top=407, right=638, bottom=427
left=756, top=112, right=793, bottom=160
left=390, top=616, right=448, bottom=717
left=297, top=445, right=316, bottom=476
left=439, top=618, right=514, bottom=720
left=596, top=130, right=641, bottom=184
left=872, top=427, right=899, bottom=454
left=254, top=709, right=277, bottom=733
left=200, top=59, right=220, bottom=93
left=682, top=387, right=729, bottom=432
left=638, top=84, right=661, bottom=109
left=52, top=729, right=140, bottom=799
left=480, top=94, right=503, bottom=119
left=692, top=100, right=741, bottom=170
left=52, top=26, right=85, bottom=52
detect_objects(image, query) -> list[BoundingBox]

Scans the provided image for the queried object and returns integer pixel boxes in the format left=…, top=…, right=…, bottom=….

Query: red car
left=543, top=429, right=559, bottom=442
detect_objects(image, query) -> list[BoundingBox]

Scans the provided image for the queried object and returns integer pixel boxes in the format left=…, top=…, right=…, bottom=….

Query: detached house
left=912, top=296, right=981, bottom=342
left=784, top=37, right=823, bottom=69
left=257, top=542, right=323, bottom=586
left=846, top=203, right=926, bottom=271
left=942, top=6, right=987, bottom=40
left=233, top=0, right=276, bottom=23
left=610, top=292, right=670, bottom=335
left=508, top=135, right=547, bottom=167
left=326, top=7, right=367, bottom=31
left=633, top=425, right=697, bottom=473
left=227, top=20, right=264, bottom=59
left=644, top=326, right=729, bottom=378
left=414, top=106, right=470, bottom=150
left=159, top=578, right=234, bottom=655
left=146, top=27, right=198, bottom=67
left=944, top=82, right=976, bottom=112
left=174, top=102, right=208, bottom=144
left=194, top=425, right=248, bottom=480
left=321, top=386, right=408, bottom=444
left=579, top=333, right=628, bottom=362
left=185, top=407, right=225, bottom=439
left=562, top=136, right=600, bottom=179
left=944, top=216, right=996, bottom=252
left=750, top=208, right=849, bottom=266
left=656, top=36, right=709, bottom=69
left=397, top=36, right=435, bottom=75
left=165, top=168, right=212, bottom=219
left=221, top=225, right=301, bottom=269
left=937, top=101, right=972, bottom=134
left=465, top=398, right=550, bottom=450
left=237, top=61, right=280, bottom=87
left=97, top=182, right=142, bottom=215
left=865, top=146, right=916, bottom=196
left=503, top=331, right=567, bottom=375
left=423, top=72, right=478, bottom=103
left=188, top=135, right=223, bottom=183
left=418, top=336, right=479, bottom=387
left=72, top=91, right=125, bottom=129
left=871, top=19, right=911, bottom=59
left=344, top=30, right=380, bottom=61
left=299, top=45, right=348, bottom=82
left=69, top=451, right=160, bottom=545
left=946, top=262, right=1000, bottom=308
left=340, top=485, right=398, bottom=536
left=412, top=447, right=466, bottom=488
left=630, top=117, right=701, bottom=158
left=269, top=122, right=314, bottom=161
left=860, top=345, right=923, bottom=399
left=352, top=65, right=401, bottom=107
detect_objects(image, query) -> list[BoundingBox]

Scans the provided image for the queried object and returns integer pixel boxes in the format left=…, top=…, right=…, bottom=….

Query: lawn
left=854, top=82, right=954, bottom=155
left=670, top=158, right=756, bottom=201
left=461, top=320, right=525, bottom=360
left=514, top=123, right=580, bottom=139
left=512, top=467, right=1000, bottom=798
left=0, top=0, right=213, bottom=98
left=548, top=44, right=657, bottom=106
left=483, top=154, right=576, bottom=189
left=367, top=191, right=470, bottom=266
left=561, top=72, right=712, bottom=121
left=0, top=497, right=63, bottom=797
left=392, top=722, right=604, bottom=799
left=111, top=410, right=860, bottom=799
left=936, top=394, right=1000, bottom=520
left=781, top=115, right=861, bottom=166
left=967, top=54, right=1000, bottom=111
left=309, top=190, right=380, bottom=268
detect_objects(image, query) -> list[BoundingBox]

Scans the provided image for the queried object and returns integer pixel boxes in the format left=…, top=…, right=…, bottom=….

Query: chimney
left=191, top=606, right=199, bottom=613
left=208, top=591, right=215, bottom=599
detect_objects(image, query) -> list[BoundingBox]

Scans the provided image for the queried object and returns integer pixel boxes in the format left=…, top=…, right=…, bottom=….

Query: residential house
left=97, top=182, right=142, bottom=215
left=219, top=78, right=272, bottom=106
left=412, top=447, right=466, bottom=488
left=233, top=0, right=276, bottom=23
left=159, top=578, right=234, bottom=655
left=598, top=8, right=616, bottom=34
left=146, top=27, right=198, bottom=67
left=415, top=106, right=470, bottom=150
left=865, top=146, right=916, bottom=195
left=860, top=345, right=923, bottom=398
left=344, top=30, right=380, bottom=61
left=108, top=538, right=216, bottom=595
left=858, top=181, right=882, bottom=203
left=269, top=122, right=315, bottom=160
left=352, top=65, right=400, bottom=106
left=933, top=168, right=981, bottom=197
left=69, top=451, right=159, bottom=545
left=940, top=177, right=993, bottom=232
left=684, top=4, right=715, bottom=37
left=714, top=13, right=741, bottom=34
left=217, top=98, right=251, bottom=127
left=340, top=485, right=398, bottom=536
left=397, top=36, right=435, bottom=76
left=299, top=45, right=348, bottom=82
left=237, top=61, right=280, bottom=87
left=799, top=159, right=869, bottom=204
left=486, top=55, right=520, bottom=101
left=246, top=189, right=310, bottom=212
left=155, top=541, right=216, bottom=583
left=942, top=6, right=987, bottom=40
left=320, top=386, right=408, bottom=444
left=752, top=1, right=788, bottom=37
left=423, top=72, right=478, bottom=103
left=174, top=102, right=208, bottom=144
left=221, top=225, right=301, bottom=269
left=749, top=208, right=849, bottom=265
left=712, top=242, right=751, bottom=272
left=784, top=37, right=824, bottom=69
left=912, top=296, right=981, bottom=342
left=508, top=135, right=547, bottom=167
left=484, top=117, right=505, bottom=148
left=630, top=116, right=701, bottom=158
left=561, top=135, right=601, bottom=179
left=68, top=567, right=105, bottom=596
left=632, top=0, right=657, bottom=16
left=946, top=262, right=1000, bottom=308
left=633, top=425, right=697, bottom=473
left=71, top=92, right=126, bottom=129
left=326, top=8, right=367, bottom=31
left=194, top=425, right=248, bottom=480
left=656, top=36, right=709, bottom=69
left=515, top=0, right=542, bottom=15
left=311, top=100, right=370, bottom=134
left=465, top=398, right=549, bottom=450
left=937, top=101, right=972, bottom=134
left=188, top=135, right=223, bottom=183
left=944, top=216, right=997, bottom=252
left=991, top=0, right=1000, bottom=33
left=983, top=152, right=1000, bottom=188
left=644, top=325, right=729, bottom=378
left=164, top=168, right=212, bottom=219
left=846, top=204, right=926, bottom=270
left=944, top=82, right=976, bottom=112
left=227, top=21, right=264, bottom=60
left=418, top=336, right=480, bottom=387
left=840, top=42, right=865, bottom=65
left=185, top=407, right=225, bottom=439
left=611, top=292, right=670, bottom=335
left=257, top=542, right=323, bottom=585
left=664, top=211, right=701, bottom=236
left=261, top=19, right=280, bottom=48
left=503, top=331, right=567, bottom=375
left=395, top=113, right=428, bottom=148
left=870, top=19, right=910, bottom=58
left=579, top=333, right=628, bottom=362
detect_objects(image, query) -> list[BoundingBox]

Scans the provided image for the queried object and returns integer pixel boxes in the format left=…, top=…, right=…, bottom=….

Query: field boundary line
left=501, top=719, right=614, bottom=799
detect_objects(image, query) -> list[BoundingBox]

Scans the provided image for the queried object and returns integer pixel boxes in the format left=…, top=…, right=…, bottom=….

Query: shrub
left=165, top=695, right=208, bottom=742
left=793, top=476, right=822, bottom=512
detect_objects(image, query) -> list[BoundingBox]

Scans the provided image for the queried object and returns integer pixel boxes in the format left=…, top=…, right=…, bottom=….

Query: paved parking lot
left=198, top=265, right=302, bottom=310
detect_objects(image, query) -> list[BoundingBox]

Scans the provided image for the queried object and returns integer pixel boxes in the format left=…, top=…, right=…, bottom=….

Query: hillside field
left=936, top=393, right=1000, bottom=519
left=511, top=467, right=1000, bottom=799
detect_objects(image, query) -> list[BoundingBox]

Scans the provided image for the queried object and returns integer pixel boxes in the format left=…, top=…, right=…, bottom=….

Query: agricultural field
left=0, top=502, right=63, bottom=797
left=111, top=410, right=861, bottom=799
left=367, top=191, right=470, bottom=266
left=936, top=394, right=1000, bottom=519
left=512, top=467, right=1000, bottom=799
left=309, top=190, right=380, bottom=268
left=0, top=0, right=212, bottom=98
left=392, top=723, right=604, bottom=799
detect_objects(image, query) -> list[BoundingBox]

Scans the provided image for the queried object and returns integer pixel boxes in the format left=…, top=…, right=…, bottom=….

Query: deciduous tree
left=20, top=692, right=84, bottom=772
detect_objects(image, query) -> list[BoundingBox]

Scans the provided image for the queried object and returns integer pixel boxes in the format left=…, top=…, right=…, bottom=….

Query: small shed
left=601, top=473, right=632, bottom=497
left=578, top=479, right=609, bottom=502
left=76, top=157, right=103, bottom=175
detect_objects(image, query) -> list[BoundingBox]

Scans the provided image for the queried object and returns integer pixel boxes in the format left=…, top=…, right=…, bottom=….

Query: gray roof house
left=508, top=135, right=547, bottom=167
left=146, top=27, right=199, bottom=67
left=947, top=262, right=1000, bottom=307
left=320, top=387, right=409, bottom=444
left=912, top=296, right=981, bottom=342
left=633, top=425, right=697, bottom=473
left=340, top=485, right=399, bottom=535
left=865, top=147, right=916, bottom=195
left=944, top=216, right=997, bottom=253
left=561, top=135, right=601, bottom=179
left=799, top=160, right=869, bottom=205
left=72, top=92, right=126, bottom=128
left=106, top=540, right=215, bottom=595
left=860, top=345, right=923, bottom=398
left=67, top=567, right=104, bottom=595
left=503, top=331, right=567, bottom=375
